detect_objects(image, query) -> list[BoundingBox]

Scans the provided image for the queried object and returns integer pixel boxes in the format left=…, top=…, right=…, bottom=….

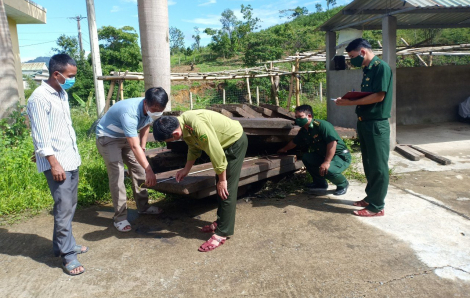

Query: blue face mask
left=58, top=73, right=76, bottom=90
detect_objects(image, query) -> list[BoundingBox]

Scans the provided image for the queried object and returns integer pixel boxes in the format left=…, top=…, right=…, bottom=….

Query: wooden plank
left=260, top=103, right=295, bottom=120
left=189, top=160, right=304, bottom=199
left=207, top=107, right=234, bottom=118
left=244, top=127, right=300, bottom=136
left=408, top=145, right=451, bottom=165
left=210, top=104, right=257, bottom=118
left=240, top=105, right=263, bottom=118
left=235, top=118, right=293, bottom=129
left=247, top=105, right=274, bottom=117
left=395, top=145, right=422, bottom=161
left=149, top=155, right=297, bottom=195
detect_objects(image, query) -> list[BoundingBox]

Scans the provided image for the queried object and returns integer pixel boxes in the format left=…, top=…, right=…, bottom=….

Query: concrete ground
left=0, top=122, right=469, bottom=297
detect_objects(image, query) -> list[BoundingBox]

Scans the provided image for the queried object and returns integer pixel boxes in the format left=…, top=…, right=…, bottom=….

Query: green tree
left=52, top=35, right=80, bottom=60
left=315, top=4, right=323, bottom=13
left=169, top=26, right=185, bottom=55
left=192, top=27, right=201, bottom=51
left=220, top=9, right=238, bottom=40
left=327, top=0, right=337, bottom=10
left=236, top=4, right=261, bottom=44
left=279, top=7, right=309, bottom=19
left=98, top=26, right=144, bottom=98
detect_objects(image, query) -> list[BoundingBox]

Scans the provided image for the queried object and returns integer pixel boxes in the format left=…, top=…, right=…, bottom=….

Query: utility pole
left=85, top=0, right=105, bottom=116
left=68, top=15, right=86, bottom=56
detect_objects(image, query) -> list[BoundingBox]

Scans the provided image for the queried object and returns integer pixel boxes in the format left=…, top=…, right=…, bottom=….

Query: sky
left=17, top=0, right=352, bottom=62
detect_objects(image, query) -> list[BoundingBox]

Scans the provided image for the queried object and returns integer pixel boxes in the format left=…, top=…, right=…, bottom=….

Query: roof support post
left=0, top=0, right=20, bottom=119
left=325, top=31, right=336, bottom=124
left=382, top=15, right=397, bottom=150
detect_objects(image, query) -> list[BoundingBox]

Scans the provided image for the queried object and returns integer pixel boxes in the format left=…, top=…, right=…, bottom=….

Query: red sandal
left=353, top=199, right=369, bottom=207
left=201, top=221, right=217, bottom=233
left=198, top=235, right=226, bottom=252
left=353, top=208, right=384, bottom=217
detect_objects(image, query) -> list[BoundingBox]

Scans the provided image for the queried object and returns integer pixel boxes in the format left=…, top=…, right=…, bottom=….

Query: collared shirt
left=96, top=98, right=153, bottom=138
left=27, top=81, right=81, bottom=173
left=293, top=119, right=348, bottom=158
left=177, top=110, right=243, bottom=174
left=357, top=56, right=393, bottom=119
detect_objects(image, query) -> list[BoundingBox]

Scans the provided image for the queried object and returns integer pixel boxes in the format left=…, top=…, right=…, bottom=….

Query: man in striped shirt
left=27, top=54, right=86, bottom=276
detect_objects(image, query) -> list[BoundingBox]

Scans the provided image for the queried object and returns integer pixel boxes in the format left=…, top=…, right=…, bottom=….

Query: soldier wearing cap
left=335, top=38, right=393, bottom=217
left=278, top=105, right=351, bottom=196
left=153, top=110, right=248, bottom=252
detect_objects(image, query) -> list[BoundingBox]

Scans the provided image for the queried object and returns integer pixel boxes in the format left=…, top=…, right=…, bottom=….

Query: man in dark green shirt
left=278, top=105, right=351, bottom=195
left=335, top=38, right=392, bottom=217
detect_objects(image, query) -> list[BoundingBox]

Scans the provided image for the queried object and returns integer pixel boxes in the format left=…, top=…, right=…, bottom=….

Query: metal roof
left=21, top=62, right=48, bottom=72
left=319, top=0, right=470, bottom=31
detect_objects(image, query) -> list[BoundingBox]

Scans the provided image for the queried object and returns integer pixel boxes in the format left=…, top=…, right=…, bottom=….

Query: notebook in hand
left=341, top=91, right=373, bottom=100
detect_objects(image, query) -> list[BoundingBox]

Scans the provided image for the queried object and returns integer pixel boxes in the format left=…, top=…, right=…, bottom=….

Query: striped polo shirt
left=27, top=81, right=81, bottom=173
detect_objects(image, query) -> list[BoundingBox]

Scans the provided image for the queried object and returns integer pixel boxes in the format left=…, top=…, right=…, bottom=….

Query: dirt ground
left=1, top=123, right=469, bottom=297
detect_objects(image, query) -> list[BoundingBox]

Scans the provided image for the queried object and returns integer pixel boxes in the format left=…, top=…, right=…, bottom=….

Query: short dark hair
left=345, top=38, right=372, bottom=53
left=49, top=54, right=76, bottom=75
left=295, top=105, right=314, bottom=117
left=152, top=116, right=180, bottom=142
left=145, top=87, right=169, bottom=109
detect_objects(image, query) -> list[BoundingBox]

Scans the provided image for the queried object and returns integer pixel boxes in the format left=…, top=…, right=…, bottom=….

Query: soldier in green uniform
left=335, top=38, right=392, bottom=217
left=152, top=110, right=248, bottom=252
left=278, top=105, right=351, bottom=195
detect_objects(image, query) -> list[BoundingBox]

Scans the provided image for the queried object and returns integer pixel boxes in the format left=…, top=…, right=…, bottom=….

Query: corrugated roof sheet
left=319, top=0, right=470, bottom=31
left=21, top=62, right=48, bottom=71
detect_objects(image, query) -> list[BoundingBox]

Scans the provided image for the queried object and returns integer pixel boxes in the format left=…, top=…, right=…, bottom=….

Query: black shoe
left=305, top=181, right=328, bottom=191
left=333, top=183, right=349, bottom=196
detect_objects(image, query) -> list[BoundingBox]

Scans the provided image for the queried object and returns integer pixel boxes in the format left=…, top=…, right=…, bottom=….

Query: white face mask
left=146, top=107, right=163, bottom=120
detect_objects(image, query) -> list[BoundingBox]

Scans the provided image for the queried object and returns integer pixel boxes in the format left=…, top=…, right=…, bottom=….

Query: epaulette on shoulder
left=374, top=60, right=381, bottom=66
left=313, top=120, right=320, bottom=126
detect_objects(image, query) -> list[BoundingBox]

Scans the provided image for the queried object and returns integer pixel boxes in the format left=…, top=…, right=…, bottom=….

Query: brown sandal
left=201, top=221, right=217, bottom=233
left=353, top=208, right=384, bottom=217
left=353, top=199, right=369, bottom=207
left=198, top=235, right=226, bottom=252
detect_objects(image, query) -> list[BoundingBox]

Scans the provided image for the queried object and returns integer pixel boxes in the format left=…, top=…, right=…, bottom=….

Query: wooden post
left=287, top=65, right=294, bottom=110
left=256, top=86, right=259, bottom=106
left=295, top=56, right=300, bottom=107
left=383, top=16, right=397, bottom=149
left=222, top=88, right=226, bottom=104
left=246, top=77, right=252, bottom=104
left=319, top=81, right=323, bottom=103
left=270, top=62, right=275, bottom=104
left=190, top=92, right=193, bottom=110
left=429, top=52, right=433, bottom=66
left=274, top=75, right=279, bottom=106
left=119, top=80, right=124, bottom=101
left=104, top=81, right=116, bottom=112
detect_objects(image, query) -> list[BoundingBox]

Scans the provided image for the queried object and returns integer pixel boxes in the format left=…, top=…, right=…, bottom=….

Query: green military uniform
left=177, top=110, right=248, bottom=237
left=293, top=119, right=351, bottom=188
left=356, top=55, right=392, bottom=212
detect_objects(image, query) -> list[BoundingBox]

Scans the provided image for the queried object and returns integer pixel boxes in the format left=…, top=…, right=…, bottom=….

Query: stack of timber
left=149, top=155, right=303, bottom=199
left=145, top=104, right=357, bottom=197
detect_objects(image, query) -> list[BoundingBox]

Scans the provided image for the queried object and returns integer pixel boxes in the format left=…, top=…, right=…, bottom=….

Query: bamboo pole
left=295, top=56, right=300, bottom=107
left=246, top=77, right=252, bottom=104
left=190, top=92, right=193, bottom=110
left=256, top=86, right=259, bottom=106
left=319, top=81, right=323, bottom=103
left=104, top=80, right=115, bottom=113
left=270, top=62, right=275, bottom=104
left=287, top=64, right=294, bottom=110
left=222, top=89, right=226, bottom=104
left=119, top=80, right=124, bottom=101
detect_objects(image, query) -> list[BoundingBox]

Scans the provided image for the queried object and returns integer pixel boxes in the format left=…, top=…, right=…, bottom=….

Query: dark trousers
left=357, top=119, right=390, bottom=212
left=302, top=152, right=351, bottom=188
left=214, top=132, right=248, bottom=237
left=44, top=169, right=79, bottom=264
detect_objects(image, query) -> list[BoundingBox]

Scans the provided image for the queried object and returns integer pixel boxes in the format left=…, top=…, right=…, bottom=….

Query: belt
left=358, top=117, right=387, bottom=121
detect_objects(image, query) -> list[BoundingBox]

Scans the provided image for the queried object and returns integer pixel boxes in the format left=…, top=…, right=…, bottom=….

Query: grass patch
left=0, top=106, right=168, bottom=221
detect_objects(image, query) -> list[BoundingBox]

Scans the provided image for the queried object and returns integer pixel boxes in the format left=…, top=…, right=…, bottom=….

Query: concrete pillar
left=382, top=16, right=397, bottom=149
left=0, top=0, right=20, bottom=119
left=325, top=31, right=336, bottom=124
left=86, top=0, right=106, bottom=117
left=137, top=0, right=171, bottom=111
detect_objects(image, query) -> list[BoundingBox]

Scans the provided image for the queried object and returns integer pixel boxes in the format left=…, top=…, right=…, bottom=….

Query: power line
left=68, top=15, right=87, bottom=54
left=19, top=32, right=77, bottom=34
left=19, top=40, right=57, bottom=47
